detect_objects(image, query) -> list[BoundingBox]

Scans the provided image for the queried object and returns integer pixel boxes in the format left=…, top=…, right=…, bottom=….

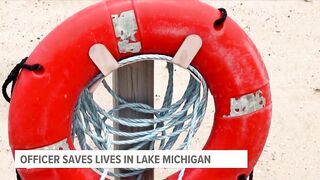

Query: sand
left=0, top=0, right=320, bottom=179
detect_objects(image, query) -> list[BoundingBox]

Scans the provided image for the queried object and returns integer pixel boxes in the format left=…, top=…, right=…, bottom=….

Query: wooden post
left=113, top=61, right=154, bottom=180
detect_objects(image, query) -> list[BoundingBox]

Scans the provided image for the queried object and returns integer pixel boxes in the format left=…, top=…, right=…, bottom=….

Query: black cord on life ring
left=2, top=57, right=42, bottom=103
left=16, top=170, right=21, bottom=180
left=214, top=8, right=228, bottom=28
left=238, top=170, right=253, bottom=180
left=2, top=57, right=42, bottom=178
left=249, top=170, right=253, bottom=180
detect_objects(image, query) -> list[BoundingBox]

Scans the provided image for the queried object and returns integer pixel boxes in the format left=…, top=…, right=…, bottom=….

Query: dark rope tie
left=2, top=57, right=42, bottom=102
left=238, top=171, right=254, bottom=180
left=2, top=57, right=40, bottom=179
left=214, top=8, right=228, bottom=28
left=16, top=170, right=21, bottom=180
left=249, top=170, right=253, bottom=180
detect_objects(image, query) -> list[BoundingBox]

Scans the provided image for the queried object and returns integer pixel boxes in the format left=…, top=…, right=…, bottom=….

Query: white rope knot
left=72, top=54, right=208, bottom=179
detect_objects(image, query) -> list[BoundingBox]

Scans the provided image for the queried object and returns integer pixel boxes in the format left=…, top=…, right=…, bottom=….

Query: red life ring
left=9, top=0, right=272, bottom=179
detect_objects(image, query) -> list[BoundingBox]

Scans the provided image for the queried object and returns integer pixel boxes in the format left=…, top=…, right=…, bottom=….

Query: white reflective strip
left=35, top=139, right=69, bottom=150
left=88, top=44, right=120, bottom=93
left=112, top=10, right=141, bottom=53
left=225, top=90, right=266, bottom=117
left=172, top=34, right=202, bottom=69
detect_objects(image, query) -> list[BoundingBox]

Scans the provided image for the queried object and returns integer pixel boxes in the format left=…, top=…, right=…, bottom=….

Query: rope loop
left=72, top=54, right=208, bottom=179
left=214, top=8, right=228, bottom=28
left=2, top=57, right=42, bottom=102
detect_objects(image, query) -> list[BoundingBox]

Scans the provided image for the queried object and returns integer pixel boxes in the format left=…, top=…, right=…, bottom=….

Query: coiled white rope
left=72, top=54, right=208, bottom=179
